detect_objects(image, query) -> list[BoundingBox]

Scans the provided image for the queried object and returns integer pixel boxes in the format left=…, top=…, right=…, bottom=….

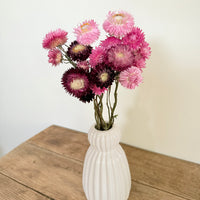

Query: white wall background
left=0, top=0, right=200, bottom=163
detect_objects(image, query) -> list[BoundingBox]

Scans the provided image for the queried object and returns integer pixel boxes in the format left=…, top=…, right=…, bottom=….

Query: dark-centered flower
left=67, top=41, right=92, bottom=61
left=61, top=68, right=90, bottom=98
left=90, top=64, right=115, bottom=88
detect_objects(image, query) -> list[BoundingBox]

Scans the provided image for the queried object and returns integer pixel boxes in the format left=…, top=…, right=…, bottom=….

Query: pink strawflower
left=100, top=36, right=121, bottom=49
left=140, top=41, right=151, bottom=59
left=91, top=85, right=107, bottom=95
left=48, top=49, right=62, bottom=66
left=42, top=29, right=68, bottom=49
left=107, top=44, right=134, bottom=71
left=77, top=61, right=90, bottom=70
left=122, top=27, right=145, bottom=50
left=134, top=57, right=146, bottom=68
left=74, top=20, right=100, bottom=45
left=103, top=10, right=134, bottom=38
left=119, top=66, right=143, bottom=89
left=89, top=46, right=106, bottom=68
left=132, top=42, right=151, bottom=68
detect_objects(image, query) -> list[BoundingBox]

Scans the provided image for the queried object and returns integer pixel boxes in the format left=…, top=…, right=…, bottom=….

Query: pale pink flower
left=74, top=20, right=100, bottom=45
left=91, top=85, right=107, bottom=95
left=103, top=10, right=134, bottom=38
left=48, top=49, right=62, bottom=66
left=89, top=46, right=106, bottom=68
left=100, top=36, right=121, bottom=49
left=43, top=29, right=68, bottom=49
left=107, top=44, right=134, bottom=71
left=77, top=61, right=90, bottom=70
left=119, top=66, right=143, bottom=89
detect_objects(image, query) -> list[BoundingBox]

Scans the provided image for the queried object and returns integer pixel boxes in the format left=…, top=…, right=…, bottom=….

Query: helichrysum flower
left=119, top=66, right=143, bottom=89
left=91, top=85, right=108, bottom=95
left=48, top=49, right=62, bottom=66
left=107, top=44, right=134, bottom=71
left=132, top=42, right=151, bottom=68
left=42, top=29, right=68, bottom=49
left=140, top=41, right=151, bottom=59
left=100, top=36, right=121, bottom=50
left=74, top=20, right=100, bottom=45
left=122, top=27, right=145, bottom=50
left=79, top=90, right=95, bottom=103
left=103, top=10, right=134, bottom=38
left=67, top=41, right=92, bottom=61
left=77, top=61, right=90, bottom=70
left=89, top=46, right=106, bottom=68
left=90, top=64, right=115, bottom=88
left=61, top=68, right=90, bottom=99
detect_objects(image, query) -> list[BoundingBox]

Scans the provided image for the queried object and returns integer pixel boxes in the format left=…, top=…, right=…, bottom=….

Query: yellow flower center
left=50, top=38, right=63, bottom=48
left=116, top=52, right=124, bottom=58
left=81, top=23, right=91, bottom=33
left=113, top=14, right=124, bottom=24
left=100, top=72, right=108, bottom=82
left=72, top=44, right=86, bottom=53
left=70, top=79, right=85, bottom=90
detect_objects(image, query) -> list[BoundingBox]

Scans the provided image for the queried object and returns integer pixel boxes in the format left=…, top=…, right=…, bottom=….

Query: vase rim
left=90, top=123, right=119, bottom=135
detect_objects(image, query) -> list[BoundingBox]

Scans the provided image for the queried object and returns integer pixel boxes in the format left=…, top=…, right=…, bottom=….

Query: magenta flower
left=132, top=42, right=151, bottom=68
left=48, top=49, right=62, bottom=66
left=62, top=68, right=89, bottom=98
left=74, top=20, right=100, bottom=45
left=103, top=10, right=134, bottom=38
left=42, top=29, right=68, bottom=49
left=119, top=67, right=143, bottom=89
left=100, top=36, right=121, bottom=50
left=107, top=44, right=134, bottom=71
left=89, top=46, right=106, bottom=68
left=91, top=85, right=108, bottom=95
left=140, top=41, right=151, bottom=59
left=77, top=61, right=90, bottom=70
left=122, top=27, right=145, bottom=50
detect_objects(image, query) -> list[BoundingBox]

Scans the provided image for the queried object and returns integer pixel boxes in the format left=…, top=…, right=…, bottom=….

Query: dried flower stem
left=94, top=79, right=119, bottom=130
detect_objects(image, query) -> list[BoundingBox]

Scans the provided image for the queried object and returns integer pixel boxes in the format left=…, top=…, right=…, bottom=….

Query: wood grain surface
left=0, top=125, right=199, bottom=200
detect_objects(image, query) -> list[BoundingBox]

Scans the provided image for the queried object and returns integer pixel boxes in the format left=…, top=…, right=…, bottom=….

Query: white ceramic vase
left=82, top=125, right=131, bottom=200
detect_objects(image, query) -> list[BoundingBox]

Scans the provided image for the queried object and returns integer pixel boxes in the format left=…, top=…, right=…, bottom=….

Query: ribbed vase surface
left=82, top=125, right=131, bottom=200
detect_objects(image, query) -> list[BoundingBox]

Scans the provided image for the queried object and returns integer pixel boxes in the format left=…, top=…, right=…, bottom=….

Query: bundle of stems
left=94, top=79, right=119, bottom=131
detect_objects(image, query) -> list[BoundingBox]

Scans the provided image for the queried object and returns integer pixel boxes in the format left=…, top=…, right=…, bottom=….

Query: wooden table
left=0, top=125, right=200, bottom=200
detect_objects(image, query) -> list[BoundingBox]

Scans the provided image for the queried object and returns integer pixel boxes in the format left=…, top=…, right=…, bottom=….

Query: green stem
left=58, top=46, right=77, bottom=68
left=110, top=79, right=119, bottom=126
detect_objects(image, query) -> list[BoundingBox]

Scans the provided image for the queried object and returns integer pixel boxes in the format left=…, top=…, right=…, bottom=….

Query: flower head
left=74, top=20, right=100, bottom=45
left=122, top=27, right=145, bottom=50
left=119, top=66, right=143, bottom=89
left=42, top=29, right=68, bottom=49
left=107, top=44, right=134, bottom=71
left=140, top=41, right=151, bottom=59
left=89, top=46, right=106, bottom=68
left=90, top=64, right=115, bottom=88
left=100, top=36, right=121, bottom=50
left=103, top=10, right=134, bottom=38
left=48, top=49, right=62, bottom=66
left=67, top=41, right=92, bottom=61
left=91, top=85, right=108, bottom=95
left=79, top=90, right=95, bottom=103
left=77, top=61, right=90, bottom=70
left=61, top=68, right=90, bottom=99
left=132, top=41, right=151, bottom=68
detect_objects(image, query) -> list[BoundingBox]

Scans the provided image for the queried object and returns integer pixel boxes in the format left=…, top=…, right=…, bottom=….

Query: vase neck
left=88, top=125, right=121, bottom=152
